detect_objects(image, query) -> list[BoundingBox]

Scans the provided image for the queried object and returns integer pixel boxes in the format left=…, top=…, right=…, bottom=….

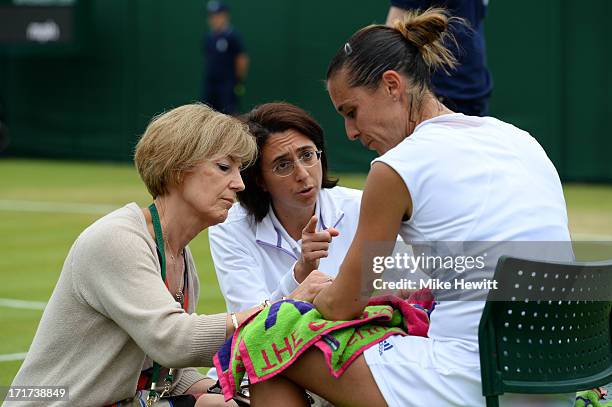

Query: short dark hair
left=238, top=102, right=338, bottom=222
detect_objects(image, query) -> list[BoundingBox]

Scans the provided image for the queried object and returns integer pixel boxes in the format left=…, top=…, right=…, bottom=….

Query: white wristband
left=230, top=312, right=239, bottom=330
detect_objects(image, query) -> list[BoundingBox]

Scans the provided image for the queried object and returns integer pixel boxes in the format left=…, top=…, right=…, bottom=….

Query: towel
left=213, top=292, right=433, bottom=402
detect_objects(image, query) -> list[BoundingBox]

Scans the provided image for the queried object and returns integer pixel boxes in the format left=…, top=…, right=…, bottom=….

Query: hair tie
left=344, top=42, right=353, bottom=55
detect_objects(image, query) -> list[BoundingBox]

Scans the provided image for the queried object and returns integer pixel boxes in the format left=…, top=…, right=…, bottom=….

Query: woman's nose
left=293, top=160, right=309, bottom=180
left=231, top=170, right=245, bottom=191
left=345, top=119, right=359, bottom=141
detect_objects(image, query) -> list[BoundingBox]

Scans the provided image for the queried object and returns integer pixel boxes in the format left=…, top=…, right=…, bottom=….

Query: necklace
left=164, top=234, right=185, bottom=306
left=171, top=252, right=185, bottom=307
left=157, top=201, right=186, bottom=307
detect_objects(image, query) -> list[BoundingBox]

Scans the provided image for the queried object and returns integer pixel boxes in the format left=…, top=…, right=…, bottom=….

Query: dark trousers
left=203, top=81, right=238, bottom=115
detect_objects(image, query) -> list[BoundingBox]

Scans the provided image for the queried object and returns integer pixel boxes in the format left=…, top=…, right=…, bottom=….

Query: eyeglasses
left=271, top=149, right=322, bottom=177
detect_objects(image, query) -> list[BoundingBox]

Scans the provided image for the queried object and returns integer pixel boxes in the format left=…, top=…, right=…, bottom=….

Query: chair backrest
left=479, top=256, right=612, bottom=404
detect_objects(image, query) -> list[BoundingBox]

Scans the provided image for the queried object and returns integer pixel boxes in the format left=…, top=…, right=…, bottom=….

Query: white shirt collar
left=254, top=188, right=345, bottom=252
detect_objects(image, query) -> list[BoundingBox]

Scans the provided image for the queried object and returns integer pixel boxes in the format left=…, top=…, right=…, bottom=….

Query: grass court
left=1, top=158, right=611, bottom=385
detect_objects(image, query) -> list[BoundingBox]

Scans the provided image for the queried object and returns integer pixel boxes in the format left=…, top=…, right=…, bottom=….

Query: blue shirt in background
left=201, top=26, right=245, bottom=113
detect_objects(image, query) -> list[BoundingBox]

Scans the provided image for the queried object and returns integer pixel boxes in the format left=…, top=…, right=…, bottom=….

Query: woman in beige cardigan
left=8, top=103, right=332, bottom=407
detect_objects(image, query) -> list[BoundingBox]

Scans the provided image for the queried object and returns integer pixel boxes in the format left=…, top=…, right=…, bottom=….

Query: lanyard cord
left=149, top=203, right=167, bottom=281
left=147, top=202, right=184, bottom=401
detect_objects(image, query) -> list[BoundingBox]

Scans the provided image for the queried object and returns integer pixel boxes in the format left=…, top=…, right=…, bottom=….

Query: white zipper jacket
left=209, top=186, right=362, bottom=312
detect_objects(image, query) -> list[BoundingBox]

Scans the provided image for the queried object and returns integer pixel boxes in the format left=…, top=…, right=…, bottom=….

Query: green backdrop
left=1, top=0, right=610, bottom=180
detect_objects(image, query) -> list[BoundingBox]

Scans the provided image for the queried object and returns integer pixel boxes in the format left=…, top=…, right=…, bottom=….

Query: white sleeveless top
left=365, top=114, right=574, bottom=406
left=372, top=113, right=572, bottom=348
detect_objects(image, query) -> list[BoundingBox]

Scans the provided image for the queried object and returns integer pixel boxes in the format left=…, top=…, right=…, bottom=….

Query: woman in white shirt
left=248, top=9, right=574, bottom=407
left=209, top=102, right=363, bottom=313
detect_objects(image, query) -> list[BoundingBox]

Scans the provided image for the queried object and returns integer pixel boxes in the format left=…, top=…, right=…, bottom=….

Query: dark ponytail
left=327, top=8, right=459, bottom=94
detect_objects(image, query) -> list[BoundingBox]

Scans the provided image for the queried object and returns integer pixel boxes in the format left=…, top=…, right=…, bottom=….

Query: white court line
left=0, top=200, right=117, bottom=215
left=0, top=352, right=27, bottom=362
left=0, top=299, right=40, bottom=364
left=1, top=200, right=610, bottom=238
left=0, top=298, right=42, bottom=364
left=0, top=298, right=46, bottom=310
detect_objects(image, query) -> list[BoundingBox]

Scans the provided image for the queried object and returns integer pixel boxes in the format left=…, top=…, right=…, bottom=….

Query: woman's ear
left=381, top=70, right=405, bottom=101
left=169, top=170, right=185, bottom=192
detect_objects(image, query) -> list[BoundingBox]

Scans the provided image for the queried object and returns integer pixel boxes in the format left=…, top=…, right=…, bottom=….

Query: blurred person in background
left=201, top=0, right=249, bottom=115
left=387, top=0, right=492, bottom=116
left=6, top=104, right=329, bottom=407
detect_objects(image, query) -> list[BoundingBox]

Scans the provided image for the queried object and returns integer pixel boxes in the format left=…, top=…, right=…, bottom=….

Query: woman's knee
left=283, top=350, right=387, bottom=407
left=194, top=393, right=238, bottom=407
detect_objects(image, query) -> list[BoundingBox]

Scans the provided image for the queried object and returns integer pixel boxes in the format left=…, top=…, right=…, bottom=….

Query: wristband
left=230, top=312, right=239, bottom=330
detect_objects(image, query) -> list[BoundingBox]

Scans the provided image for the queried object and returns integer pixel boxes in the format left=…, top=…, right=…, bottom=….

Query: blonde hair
left=134, top=103, right=256, bottom=198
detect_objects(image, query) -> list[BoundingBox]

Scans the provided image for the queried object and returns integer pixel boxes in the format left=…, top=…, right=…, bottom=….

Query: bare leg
left=194, top=393, right=238, bottom=407
left=250, top=375, right=310, bottom=407
left=251, top=349, right=387, bottom=407
left=193, top=378, right=238, bottom=407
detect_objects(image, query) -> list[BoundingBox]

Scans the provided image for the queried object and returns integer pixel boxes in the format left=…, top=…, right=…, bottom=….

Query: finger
left=302, top=250, right=329, bottom=262
left=311, top=274, right=333, bottom=283
left=310, top=280, right=333, bottom=293
left=302, top=242, right=331, bottom=253
left=318, top=280, right=334, bottom=288
left=314, top=279, right=333, bottom=287
left=307, top=271, right=328, bottom=280
left=326, top=227, right=340, bottom=237
left=302, top=215, right=318, bottom=235
left=309, top=230, right=335, bottom=243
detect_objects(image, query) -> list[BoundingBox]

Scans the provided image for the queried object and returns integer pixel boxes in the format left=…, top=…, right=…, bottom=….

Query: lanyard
left=146, top=203, right=188, bottom=404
